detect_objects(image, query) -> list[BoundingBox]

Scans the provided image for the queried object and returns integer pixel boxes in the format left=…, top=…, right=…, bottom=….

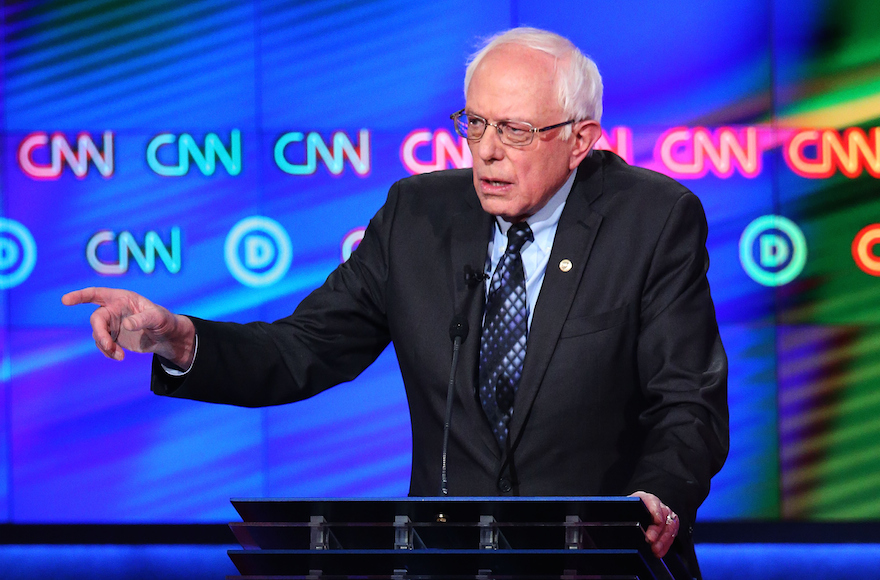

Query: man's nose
left=476, top=126, right=505, bottom=161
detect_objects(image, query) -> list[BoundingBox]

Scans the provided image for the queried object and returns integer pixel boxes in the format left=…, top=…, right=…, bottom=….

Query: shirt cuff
left=159, top=334, right=198, bottom=376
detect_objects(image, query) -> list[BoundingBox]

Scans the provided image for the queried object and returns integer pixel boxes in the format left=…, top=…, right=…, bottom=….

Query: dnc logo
left=224, top=217, right=292, bottom=287
left=0, top=218, right=37, bottom=289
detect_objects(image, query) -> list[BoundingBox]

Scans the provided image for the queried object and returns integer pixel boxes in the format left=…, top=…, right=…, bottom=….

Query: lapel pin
left=559, top=259, right=572, bottom=272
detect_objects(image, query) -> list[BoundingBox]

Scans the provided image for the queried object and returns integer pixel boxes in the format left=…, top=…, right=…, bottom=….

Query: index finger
left=62, top=287, right=108, bottom=307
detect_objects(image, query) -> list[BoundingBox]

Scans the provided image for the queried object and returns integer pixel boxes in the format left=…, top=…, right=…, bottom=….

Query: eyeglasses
left=450, top=109, right=576, bottom=146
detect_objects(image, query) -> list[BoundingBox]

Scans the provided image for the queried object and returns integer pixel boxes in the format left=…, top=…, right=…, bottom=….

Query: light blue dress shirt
left=485, top=169, right=577, bottom=328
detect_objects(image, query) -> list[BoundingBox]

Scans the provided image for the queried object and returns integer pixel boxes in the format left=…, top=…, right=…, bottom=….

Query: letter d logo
left=739, top=215, right=807, bottom=287
left=224, top=216, right=292, bottom=287
left=0, top=218, right=37, bottom=289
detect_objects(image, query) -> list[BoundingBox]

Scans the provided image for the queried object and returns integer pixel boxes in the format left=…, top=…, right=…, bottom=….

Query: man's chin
left=477, top=197, right=527, bottom=222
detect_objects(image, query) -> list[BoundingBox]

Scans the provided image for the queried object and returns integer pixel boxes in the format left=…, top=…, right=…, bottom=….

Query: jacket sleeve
left=150, top=182, right=404, bottom=407
left=624, top=191, right=730, bottom=527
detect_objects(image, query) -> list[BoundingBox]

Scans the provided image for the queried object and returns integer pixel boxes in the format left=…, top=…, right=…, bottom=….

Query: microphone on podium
left=441, top=315, right=469, bottom=496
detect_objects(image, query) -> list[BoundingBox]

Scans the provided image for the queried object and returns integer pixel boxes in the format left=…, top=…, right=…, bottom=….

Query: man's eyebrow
left=464, top=110, right=522, bottom=123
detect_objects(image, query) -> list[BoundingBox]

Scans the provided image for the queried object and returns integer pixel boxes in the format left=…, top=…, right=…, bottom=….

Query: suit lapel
left=449, top=200, right=498, bottom=459
left=507, top=157, right=606, bottom=450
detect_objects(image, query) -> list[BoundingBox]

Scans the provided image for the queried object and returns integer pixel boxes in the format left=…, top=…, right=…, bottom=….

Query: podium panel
left=227, top=497, right=692, bottom=580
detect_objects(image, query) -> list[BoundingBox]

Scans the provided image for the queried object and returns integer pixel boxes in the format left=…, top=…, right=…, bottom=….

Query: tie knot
left=506, top=222, right=533, bottom=254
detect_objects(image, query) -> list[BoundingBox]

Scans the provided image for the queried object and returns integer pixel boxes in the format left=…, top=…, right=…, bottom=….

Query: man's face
left=466, top=44, right=586, bottom=222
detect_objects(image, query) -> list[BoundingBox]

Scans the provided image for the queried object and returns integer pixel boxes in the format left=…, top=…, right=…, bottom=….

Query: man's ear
left=569, top=120, right=603, bottom=170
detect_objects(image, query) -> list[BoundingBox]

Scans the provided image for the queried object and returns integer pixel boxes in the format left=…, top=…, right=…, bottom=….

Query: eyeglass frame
left=450, top=109, right=578, bottom=146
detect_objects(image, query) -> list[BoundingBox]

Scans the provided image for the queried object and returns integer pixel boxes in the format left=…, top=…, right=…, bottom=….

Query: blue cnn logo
left=86, top=228, right=182, bottom=275
left=147, top=130, right=241, bottom=176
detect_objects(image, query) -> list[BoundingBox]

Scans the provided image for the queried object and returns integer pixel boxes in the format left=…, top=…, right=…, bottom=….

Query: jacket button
left=498, top=477, right=512, bottom=493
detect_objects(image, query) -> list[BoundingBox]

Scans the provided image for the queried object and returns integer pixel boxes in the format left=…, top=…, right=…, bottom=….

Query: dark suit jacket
left=153, top=150, right=728, bottom=577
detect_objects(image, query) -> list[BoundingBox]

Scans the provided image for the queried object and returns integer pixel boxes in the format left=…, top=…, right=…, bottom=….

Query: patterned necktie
left=479, top=222, right=533, bottom=448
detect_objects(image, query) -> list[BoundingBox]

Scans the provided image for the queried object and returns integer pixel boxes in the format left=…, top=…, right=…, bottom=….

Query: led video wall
left=1, top=0, right=879, bottom=523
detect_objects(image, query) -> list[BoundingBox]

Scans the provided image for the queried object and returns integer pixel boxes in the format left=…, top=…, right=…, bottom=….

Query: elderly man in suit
left=64, top=27, right=728, bottom=578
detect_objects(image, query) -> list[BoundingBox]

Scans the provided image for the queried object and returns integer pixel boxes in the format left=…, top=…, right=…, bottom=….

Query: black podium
left=227, top=497, right=692, bottom=579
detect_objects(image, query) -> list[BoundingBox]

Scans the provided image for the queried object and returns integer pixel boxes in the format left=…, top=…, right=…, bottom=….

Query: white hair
left=463, top=27, right=604, bottom=134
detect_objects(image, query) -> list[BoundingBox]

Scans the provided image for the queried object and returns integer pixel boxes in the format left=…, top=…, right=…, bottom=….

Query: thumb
left=122, top=309, right=162, bottom=333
